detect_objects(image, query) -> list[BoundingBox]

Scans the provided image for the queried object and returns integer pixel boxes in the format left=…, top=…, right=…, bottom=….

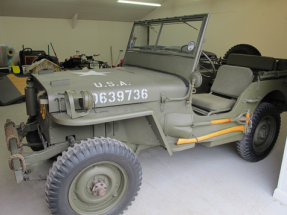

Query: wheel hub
left=253, top=115, right=276, bottom=153
left=69, top=161, right=128, bottom=214
left=92, top=181, right=107, bottom=197
left=258, top=126, right=268, bottom=139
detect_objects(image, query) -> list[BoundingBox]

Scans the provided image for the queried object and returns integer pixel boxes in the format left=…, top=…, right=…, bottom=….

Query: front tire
left=237, top=103, right=281, bottom=162
left=45, top=137, right=142, bottom=215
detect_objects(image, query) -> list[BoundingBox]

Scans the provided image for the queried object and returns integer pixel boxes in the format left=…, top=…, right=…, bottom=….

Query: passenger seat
left=192, top=65, right=253, bottom=113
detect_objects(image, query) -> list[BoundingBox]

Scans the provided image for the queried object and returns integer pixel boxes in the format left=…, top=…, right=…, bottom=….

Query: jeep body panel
left=46, top=78, right=287, bottom=151
left=31, top=12, right=287, bottom=156
left=33, top=66, right=187, bottom=113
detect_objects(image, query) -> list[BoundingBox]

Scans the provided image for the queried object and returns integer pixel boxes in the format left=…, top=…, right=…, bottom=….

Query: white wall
left=0, top=17, right=4, bottom=43
left=274, top=137, right=287, bottom=205
left=2, top=0, right=287, bottom=64
left=143, top=0, right=287, bottom=59
left=0, top=16, right=133, bottom=65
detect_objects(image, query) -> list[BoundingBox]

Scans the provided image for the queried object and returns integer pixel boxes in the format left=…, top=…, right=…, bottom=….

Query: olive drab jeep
left=4, top=13, right=287, bottom=215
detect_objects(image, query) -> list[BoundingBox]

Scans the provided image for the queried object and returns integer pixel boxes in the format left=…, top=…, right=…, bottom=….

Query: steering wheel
left=200, top=51, right=216, bottom=77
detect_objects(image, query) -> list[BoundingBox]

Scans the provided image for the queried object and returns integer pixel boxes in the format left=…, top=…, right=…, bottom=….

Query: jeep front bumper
left=4, top=119, right=25, bottom=183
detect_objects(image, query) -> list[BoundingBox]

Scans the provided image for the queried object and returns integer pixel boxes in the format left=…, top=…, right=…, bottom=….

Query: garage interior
left=1, top=0, right=287, bottom=214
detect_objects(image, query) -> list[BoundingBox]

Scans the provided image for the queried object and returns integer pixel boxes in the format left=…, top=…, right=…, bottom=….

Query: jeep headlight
left=64, top=90, right=95, bottom=119
left=79, top=90, right=94, bottom=110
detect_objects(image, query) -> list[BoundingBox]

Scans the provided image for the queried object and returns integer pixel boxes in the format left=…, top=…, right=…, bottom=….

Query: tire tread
left=45, top=137, right=142, bottom=215
left=223, top=44, right=261, bottom=60
left=236, top=102, right=281, bottom=162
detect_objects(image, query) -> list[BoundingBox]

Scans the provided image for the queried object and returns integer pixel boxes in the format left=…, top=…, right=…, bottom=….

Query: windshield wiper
left=146, top=23, right=158, bottom=33
left=184, top=22, right=198, bottom=31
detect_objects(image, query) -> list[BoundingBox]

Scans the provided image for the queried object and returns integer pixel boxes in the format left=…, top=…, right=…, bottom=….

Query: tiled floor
left=0, top=103, right=287, bottom=215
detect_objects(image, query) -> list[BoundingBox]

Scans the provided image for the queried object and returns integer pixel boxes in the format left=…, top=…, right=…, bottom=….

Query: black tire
left=237, top=102, right=281, bottom=162
left=223, top=44, right=261, bottom=61
left=45, top=137, right=142, bottom=215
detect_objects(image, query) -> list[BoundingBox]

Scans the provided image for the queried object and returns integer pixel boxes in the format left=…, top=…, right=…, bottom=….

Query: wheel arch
left=107, top=115, right=173, bottom=155
left=51, top=110, right=173, bottom=155
left=260, top=90, right=287, bottom=113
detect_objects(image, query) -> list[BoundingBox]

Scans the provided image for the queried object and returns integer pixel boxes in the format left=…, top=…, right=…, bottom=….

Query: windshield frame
left=126, top=14, right=209, bottom=59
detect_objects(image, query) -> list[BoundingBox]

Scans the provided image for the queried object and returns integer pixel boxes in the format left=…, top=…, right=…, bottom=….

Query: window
left=128, top=23, right=161, bottom=51
left=128, top=19, right=203, bottom=57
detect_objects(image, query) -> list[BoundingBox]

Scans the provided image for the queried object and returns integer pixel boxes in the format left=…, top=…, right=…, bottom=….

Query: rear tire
left=45, top=137, right=142, bottom=215
left=236, top=103, right=280, bottom=162
left=223, top=44, right=261, bottom=61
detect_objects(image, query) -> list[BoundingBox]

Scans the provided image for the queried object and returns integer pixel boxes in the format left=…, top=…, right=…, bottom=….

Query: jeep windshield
left=124, top=14, right=209, bottom=81
left=127, top=16, right=205, bottom=57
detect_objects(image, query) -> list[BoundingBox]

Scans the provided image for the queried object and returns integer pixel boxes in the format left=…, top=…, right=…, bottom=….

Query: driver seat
left=192, top=65, right=253, bottom=115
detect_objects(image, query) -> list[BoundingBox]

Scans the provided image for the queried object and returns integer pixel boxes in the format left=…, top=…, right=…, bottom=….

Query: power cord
left=115, top=50, right=123, bottom=66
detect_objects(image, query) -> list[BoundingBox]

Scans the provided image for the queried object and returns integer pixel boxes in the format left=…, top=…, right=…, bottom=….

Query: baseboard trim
left=273, top=188, right=287, bottom=205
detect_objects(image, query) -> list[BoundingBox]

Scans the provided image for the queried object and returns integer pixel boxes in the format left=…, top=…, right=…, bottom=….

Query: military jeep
left=4, top=13, right=287, bottom=215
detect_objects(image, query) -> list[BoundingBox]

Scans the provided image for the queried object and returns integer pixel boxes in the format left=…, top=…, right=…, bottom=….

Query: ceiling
left=0, top=0, right=165, bottom=22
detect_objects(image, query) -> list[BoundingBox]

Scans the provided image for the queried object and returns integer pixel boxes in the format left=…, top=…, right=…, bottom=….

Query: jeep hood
left=33, top=66, right=188, bottom=113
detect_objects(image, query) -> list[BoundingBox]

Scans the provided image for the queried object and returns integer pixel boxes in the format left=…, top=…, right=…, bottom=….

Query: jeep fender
left=233, top=79, right=287, bottom=114
left=51, top=104, right=173, bottom=155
